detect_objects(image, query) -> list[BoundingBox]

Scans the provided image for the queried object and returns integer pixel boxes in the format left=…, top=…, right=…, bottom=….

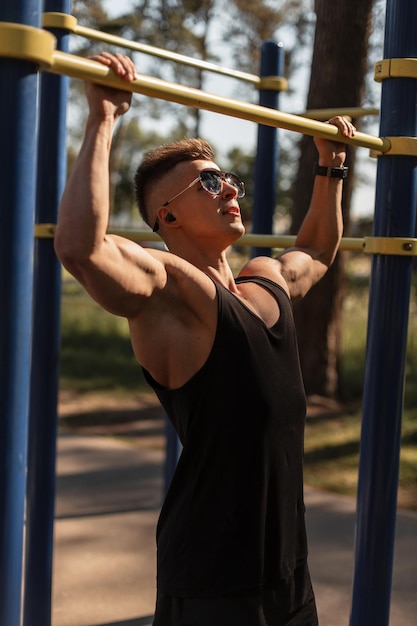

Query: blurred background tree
left=290, top=0, right=376, bottom=399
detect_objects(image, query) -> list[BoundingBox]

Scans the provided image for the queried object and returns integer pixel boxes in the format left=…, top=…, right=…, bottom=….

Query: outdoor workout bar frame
left=0, top=18, right=392, bottom=151
left=0, top=1, right=416, bottom=626
left=42, top=10, right=381, bottom=121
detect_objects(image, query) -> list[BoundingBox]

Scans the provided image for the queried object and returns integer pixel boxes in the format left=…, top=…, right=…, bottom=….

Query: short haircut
left=134, top=138, right=214, bottom=227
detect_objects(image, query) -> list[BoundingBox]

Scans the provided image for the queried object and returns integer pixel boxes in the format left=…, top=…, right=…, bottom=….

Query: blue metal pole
left=350, top=1, right=417, bottom=624
left=251, top=40, right=284, bottom=258
left=23, top=2, right=70, bottom=624
left=0, top=1, right=42, bottom=625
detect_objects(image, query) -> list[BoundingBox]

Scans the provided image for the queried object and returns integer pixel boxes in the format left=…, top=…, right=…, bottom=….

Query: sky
left=100, top=0, right=378, bottom=220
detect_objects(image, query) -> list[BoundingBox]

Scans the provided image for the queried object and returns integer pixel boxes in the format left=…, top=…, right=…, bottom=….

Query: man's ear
left=157, top=207, right=179, bottom=228
left=164, top=212, right=176, bottom=224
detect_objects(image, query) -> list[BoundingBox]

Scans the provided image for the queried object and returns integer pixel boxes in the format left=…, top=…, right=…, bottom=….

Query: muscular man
left=55, top=51, right=355, bottom=625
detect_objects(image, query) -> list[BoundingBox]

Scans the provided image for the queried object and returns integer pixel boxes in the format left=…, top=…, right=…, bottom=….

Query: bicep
left=273, top=248, right=328, bottom=301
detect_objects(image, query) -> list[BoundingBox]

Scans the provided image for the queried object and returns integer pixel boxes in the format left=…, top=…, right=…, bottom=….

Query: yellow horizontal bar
left=35, top=226, right=417, bottom=255
left=43, top=12, right=262, bottom=85
left=31, top=225, right=299, bottom=249
left=34, top=224, right=367, bottom=253
left=302, top=107, right=379, bottom=120
left=107, top=228, right=161, bottom=243
left=0, top=23, right=386, bottom=151
left=374, top=58, right=417, bottom=82
left=35, top=223, right=59, bottom=239
left=0, top=22, right=55, bottom=67
left=46, top=51, right=390, bottom=152
left=339, top=237, right=367, bottom=253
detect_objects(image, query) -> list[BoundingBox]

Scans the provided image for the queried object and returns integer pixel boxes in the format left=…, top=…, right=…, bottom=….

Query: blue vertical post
left=350, top=1, right=417, bottom=624
left=0, top=1, right=42, bottom=625
left=23, top=2, right=70, bottom=625
left=251, top=40, right=284, bottom=258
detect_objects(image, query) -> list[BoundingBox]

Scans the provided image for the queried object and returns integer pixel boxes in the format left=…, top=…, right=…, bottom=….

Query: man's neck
left=168, top=239, right=238, bottom=291
left=202, top=258, right=237, bottom=291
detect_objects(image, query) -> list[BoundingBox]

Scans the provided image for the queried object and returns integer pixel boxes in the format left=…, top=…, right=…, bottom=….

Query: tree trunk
left=291, top=0, right=374, bottom=399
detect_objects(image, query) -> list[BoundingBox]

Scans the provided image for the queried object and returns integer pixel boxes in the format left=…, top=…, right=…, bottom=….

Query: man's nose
left=221, top=180, right=238, bottom=198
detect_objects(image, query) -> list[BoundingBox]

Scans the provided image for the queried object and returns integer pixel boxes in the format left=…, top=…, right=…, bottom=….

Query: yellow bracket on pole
left=42, top=11, right=77, bottom=32
left=0, top=22, right=55, bottom=67
left=370, top=136, right=417, bottom=157
left=257, top=76, right=288, bottom=91
left=363, top=237, right=417, bottom=256
left=374, top=58, right=417, bottom=82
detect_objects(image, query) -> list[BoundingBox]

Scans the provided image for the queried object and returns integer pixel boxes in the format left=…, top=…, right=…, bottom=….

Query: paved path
left=52, top=432, right=417, bottom=626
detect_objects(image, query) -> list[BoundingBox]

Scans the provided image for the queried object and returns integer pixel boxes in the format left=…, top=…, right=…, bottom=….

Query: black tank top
left=143, top=276, right=308, bottom=597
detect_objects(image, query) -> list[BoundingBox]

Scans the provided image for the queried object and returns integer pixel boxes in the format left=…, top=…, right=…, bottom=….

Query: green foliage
left=341, top=262, right=417, bottom=408
left=340, top=281, right=369, bottom=400
left=304, top=262, right=417, bottom=509
left=304, top=404, right=417, bottom=510
left=59, top=278, right=149, bottom=393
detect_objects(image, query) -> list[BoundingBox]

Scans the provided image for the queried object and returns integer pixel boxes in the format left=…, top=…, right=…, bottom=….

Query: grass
left=59, top=262, right=417, bottom=510
left=304, top=407, right=417, bottom=511
left=59, top=276, right=149, bottom=395
left=303, top=257, right=417, bottom=510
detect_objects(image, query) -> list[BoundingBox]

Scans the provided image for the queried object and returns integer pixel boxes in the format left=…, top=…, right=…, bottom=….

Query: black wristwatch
left=314, top=163, right=348, bottom=179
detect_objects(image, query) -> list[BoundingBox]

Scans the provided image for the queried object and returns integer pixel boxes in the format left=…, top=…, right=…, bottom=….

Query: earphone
left=165, top=213, right=176, bottom=223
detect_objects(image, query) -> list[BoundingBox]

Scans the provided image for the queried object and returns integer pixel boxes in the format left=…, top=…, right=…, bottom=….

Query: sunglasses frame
left=153, top=169, right=245, bottom=232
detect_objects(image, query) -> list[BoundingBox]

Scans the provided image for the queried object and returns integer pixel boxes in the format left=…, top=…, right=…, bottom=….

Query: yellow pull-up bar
left=47, top=50, right=389, bottom=152
left=43, top=11, right=273, bottom=87
left=34, top=224, right=417, bottom=256
left=0, top=21, right=391, bottom=153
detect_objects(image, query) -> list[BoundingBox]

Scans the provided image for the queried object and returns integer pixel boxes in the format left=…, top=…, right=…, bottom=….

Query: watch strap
left=315, top=163, right=348, bottom=179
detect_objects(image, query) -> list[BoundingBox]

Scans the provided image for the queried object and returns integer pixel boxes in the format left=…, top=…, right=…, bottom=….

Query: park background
left=59, top=0, right=416, bottom=511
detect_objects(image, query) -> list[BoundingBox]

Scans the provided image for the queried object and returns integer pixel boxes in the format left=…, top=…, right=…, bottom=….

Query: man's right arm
left=54, top=53, right=167, bottom=318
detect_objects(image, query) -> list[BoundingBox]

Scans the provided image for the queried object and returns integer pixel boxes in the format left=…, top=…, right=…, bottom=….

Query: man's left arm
left=278, top=116, right=355, bottom=300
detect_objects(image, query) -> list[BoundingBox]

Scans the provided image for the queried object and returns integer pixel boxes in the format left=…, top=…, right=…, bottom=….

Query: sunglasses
left=153, top=169, right=245, bottom=232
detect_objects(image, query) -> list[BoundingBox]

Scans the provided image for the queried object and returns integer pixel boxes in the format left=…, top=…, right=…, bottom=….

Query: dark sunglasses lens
left=200, top=171, right=245, bottom=198
left=225, top=173, right=245, bottom=198
left=200, top=171, right=222, bottom=195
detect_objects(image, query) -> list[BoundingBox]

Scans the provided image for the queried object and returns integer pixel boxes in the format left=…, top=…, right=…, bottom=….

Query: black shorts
left=153, top=564, right=318, bottom=626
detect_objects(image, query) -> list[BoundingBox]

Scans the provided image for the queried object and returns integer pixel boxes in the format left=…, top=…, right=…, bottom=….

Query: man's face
left=150, top=160, right=245, bottom=242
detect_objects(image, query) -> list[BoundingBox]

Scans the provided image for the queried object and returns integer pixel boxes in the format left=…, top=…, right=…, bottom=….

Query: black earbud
left=165, top=213, right=176, bottom=223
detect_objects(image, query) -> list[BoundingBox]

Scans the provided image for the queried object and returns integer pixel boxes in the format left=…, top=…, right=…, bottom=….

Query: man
left=55, top=51, right=355, bottom=625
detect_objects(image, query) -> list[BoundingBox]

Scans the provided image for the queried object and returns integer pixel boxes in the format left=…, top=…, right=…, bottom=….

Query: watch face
left=315, top=164, right=348, bottom=178
left=330, top=167, right=348, bottom=179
